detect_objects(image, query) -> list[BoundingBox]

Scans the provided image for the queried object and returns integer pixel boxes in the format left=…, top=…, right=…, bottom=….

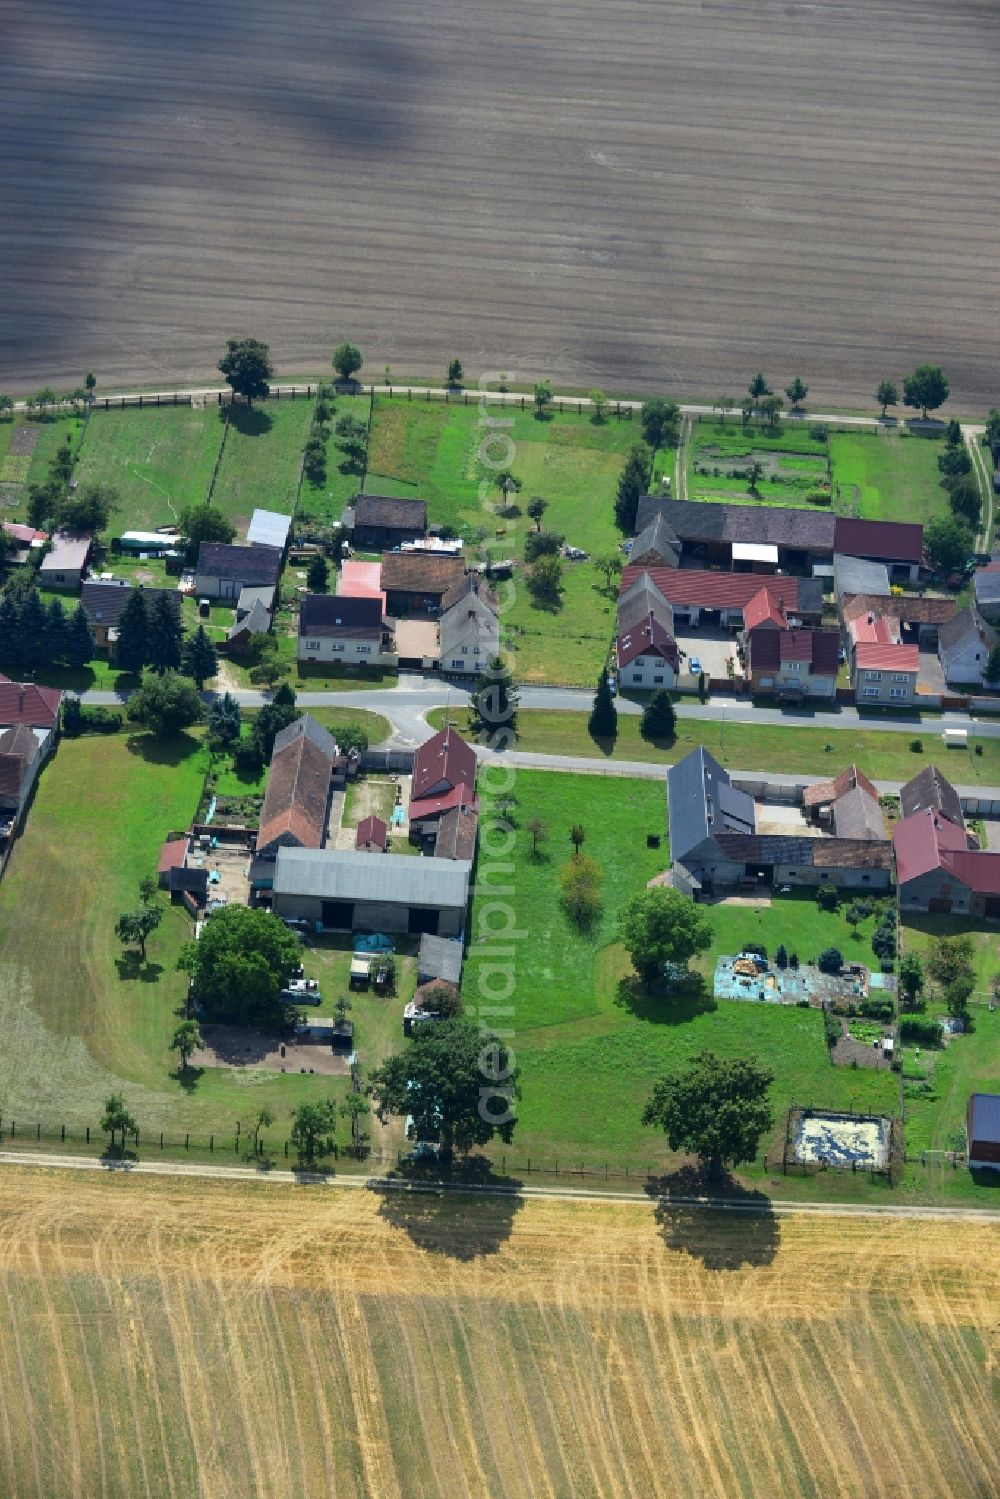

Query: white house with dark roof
left=439, top=575, right=499, bottom=674
left=297, top=593, right=394, bottom=664
left=195, top=543, right=282, bottom=601
left=39, top=532, right=92, bottom=590
left=938, top=606, right=998, bottom=688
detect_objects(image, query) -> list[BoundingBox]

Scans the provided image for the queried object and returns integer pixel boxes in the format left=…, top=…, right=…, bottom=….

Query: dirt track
left=1, top=2, right=999, bottom=406
left=0, top=1166, right=998, bottom=1498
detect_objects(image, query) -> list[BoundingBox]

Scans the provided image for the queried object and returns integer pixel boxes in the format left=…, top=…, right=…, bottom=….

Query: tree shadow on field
left=125, top=731, right=201, bottom=766
left=115, top=953, right=164, bottom=985
left=646, top=1166, right=779, bottom=1269
left=170, top=1064, right=204, bottom=1094
left=224, top=405, right=273, bottom=438
left=373, top=1157, right=524, bottom=1259
left=615, top=975, right=716, bottom=1025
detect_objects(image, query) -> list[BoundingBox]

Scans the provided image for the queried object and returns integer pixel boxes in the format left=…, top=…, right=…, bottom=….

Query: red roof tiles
left=620, top=566, right=808, bottom=613
left=0, top=676, right=61, bottom=729
left=854, top=642, right=919, bottom=673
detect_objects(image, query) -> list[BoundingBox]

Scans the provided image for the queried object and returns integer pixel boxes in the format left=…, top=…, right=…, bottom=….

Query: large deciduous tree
left=219, top=337, right=273, bottom=407
left=178, top=505, right=236, bottom=565
left=369, top=1016, right=519, bottom=1162
left=331, top=342, right=363, bottom=382
left=127, top=669, right=202, bottom=736
left=902, top=364, right=949, bottom=420
left=178, top=906, right=303, bottom=1029
left=290, top=1101, right=338, bottom=1164
left=642, top=1050, right=774, bottom=1180
left=924, top=515, right=972, bottom=572
left=640, top=399, right=681, bottom=452
left=618, top=887, right=712, bottom=986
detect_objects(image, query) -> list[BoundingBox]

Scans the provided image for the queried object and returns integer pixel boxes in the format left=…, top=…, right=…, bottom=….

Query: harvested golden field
left=0, top=1168, right=998, bottom=1498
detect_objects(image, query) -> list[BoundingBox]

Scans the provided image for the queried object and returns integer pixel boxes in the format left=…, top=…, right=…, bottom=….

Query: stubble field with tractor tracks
left=0, top=1166, right=998, bottom=1498
left=1, top=1, right=999, bottom=406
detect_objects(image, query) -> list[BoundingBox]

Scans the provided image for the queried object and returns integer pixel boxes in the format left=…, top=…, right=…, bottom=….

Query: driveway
left=676, top=630, right=738, bottom=681
left=917, top=649, right=947, bottom=696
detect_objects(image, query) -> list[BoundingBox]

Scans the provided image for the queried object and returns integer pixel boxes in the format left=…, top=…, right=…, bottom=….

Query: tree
left=493, top=469, right=522, bottom=511
left=334, top=721, right=369, bottom=756
left=714, top=396, right=735, bottom=426
left=740, top=398, right=753, bottom=430
left=938, top=443, right=972, bottom=480
left=898, top=952, right=924, bottom=1008
left=306, top=553, right=330, bottom=592
left=527, top=554, right=562, bottom=607
left=246, top=633, right=285, bottom=688
left=253, top=687, right=299, bottom=758
left=290, top=1100, right=338, bottom=1165
left=618, top=887, right=712, bottom=986
left=588, top=389, right=608, bottom=422
left=144, top=594, right=182, bottom=674
left=613, top=443, right=652, bottom=533
left=818, top=947, right=844, bottom=974
left=62, top=695, right=83, bottom=736
left=588, top=671, right=618, bottom=738
left=747, top=459, right=764, bottom=493
left=640, top=399, right=681, bottom=452
left=115, top=902, right=162, bottom=963
left=925, top=515, right=972, bottom=572
left=875, top=379, right=898, bottom=419
left=533, top=380, right=553, bottom=416
left=985, top=409, right=1000, bottom=452
left=784, top=377, right=808, bottom=410
left=569, top=823, right=586, bottom=857
left=559, top=853, right=602, bottom=929
left=60, top=480, right=118, bottom=534
left=926, top=933, right=974, bottom=988
left=331, top=341, right=363, bottom=382
left=946, top=475, right=981, bottom=530
left=446, top=358, right=464, bottom=386
left=177, top=505, right=235, bottom=564
left=251, top=1106, right=274, bottom=1157
left=171, top=1020, right=202, bottom=1072
left=526, top=495, right=548, bottom=531
left=45, top=597, right=69, bottom=667
left=127, top=670, right=202, bottom=736
left=903, top=364, right=949, bottom=420
left=101, top=1093, right=137, bottom=1152
left=218, top=337, right=273, bottom=407
left=416, top=982, right=462, bottom=1020
left=984, top=644, right=1000, bottom=686
left=760, top=393, right=784, bottom=430
left=0, top=394, right=14, bottom=419
left=66, top=604, right=95, bottom=670
left=523, top=529, right=563, bottom=562
left=181, top=624, right=218, bottom=689
left=748, top=372, right=771, bottom=404
left=206, top=691, right=242, bottom=746
left=178, top=905, right=303, bottom=1029
left=115, top=589, right=149, bottom=675
left=641, top=689, right=676, bottom=741
left=945, top=418, right=963, bottom=448
left=84, top=371, right=96, bottom=399
left=369, top=1016, right=519, bottom=1161
left=642, top=1051, right=774, bottom=1180
left=468, top=655, right=519, bottom=744
left=334, top=413, right=368, bottom=466
left=945, top=975, right=974, bottom=1017
left=526, top=816, right=548, bottom=857
left=593, top=552, right=623, bottom=596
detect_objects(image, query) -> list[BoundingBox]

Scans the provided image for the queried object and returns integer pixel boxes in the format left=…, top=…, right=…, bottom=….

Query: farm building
left=841, top=591, right=955, bottom=649
left=347, top=494, right=427, bottom=550
left=272, top=847, right=471, bottom=937
left=39, top=531, right=91, bottom=590
left=620, top=564, right=822, bottom=630
left=380, top=551, right=466, bottom=615
left=255, top=715, right=338, bottom=861
left=894, top=808, right=1000, bottom=917
left=195, top=542, right=282, bottom=601
left=246, top=509, right=291, bottom=552
left=629, top=514, right=680, bottom=569
left=900, top=764, right=964, bottom=828
left=967, top=1094, right=1000, bottom=1169
left=338, top=560, right=386, bottom=610
left=803, top=766, right=885, bottom=840
left=417, top=933, right=464, bottom=987
left=117, top=531, right=179, bottom=557
left=833, top=554, right=891, bottom=602
left=355, top=815, right=387, bottom=853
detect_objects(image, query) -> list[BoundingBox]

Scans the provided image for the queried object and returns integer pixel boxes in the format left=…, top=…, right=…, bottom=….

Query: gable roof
left=743, top=587, right=787, bottom=631
left=39, top=531, right=91, bottom=573
left=833, top=554, right=891, bottom=599
left=834, top=517, right=924, bottom=566
left=299, top=593, right=382, bottom=637
left=157, top=836, right=189, bottom=875
left=274, top=847, right=471, bottom=906
left=228, top=599, right=271, bottom=640
left=630, top=514, right=680, bottom=568
left=196, top=543, right=281, bottom=585
left=842, top=592, right=956, bottom=628
left=0, top=723, right=39, bottom=763
left=257, top=716, right=337, bottom=854
left=409, top=782, right=479, bottom=823
left=621, top=566, right=821, bottom=616
left=380, top=552, right=466, bottom=595
left=411, top=726, right=477, bottom=803
left=272, top=713, right=338, bottom=759
left=854, top=641, right=919, bottom=673
left=355, top=814, right=388, bottom=850
left=750, top=628, right=840, bottom=677
left=893, top=808, right=968, bottom=884
left=849, top=610, right=901, bottom=647
left=940, top=849, right=1000, bottom=895
left=831, top=784, right=886, bottom=841
left=974, top=569, right=1000, bottom=607
left=803, top=764, right=880, bottom=809
left=618, top=572, right=673, bottom=635
left=968, top=1094, right=1000, bottom=1146
left=246, top=509, right=291, bottom=550
left=353, top=494, right=428, bottom=532
left=938, top=605, right=998, bottom=658
left=417, top=933, right=464, bottom=985
left=434, top=805, right=479, bottom=861
left=2, top=522, right=48, bottom=545
left=617, top=612, right=680, bottom=670
left=636, top=496, right=836, bottom=551
left=338, top=560, right=386, bottom=609
left=441, top=573, right=498, bottom=615
left=714, top=833, right=892, bottom=871
left=81, top=580, right=180, bottom=630
left=899, top=765, right=964, bottom=829
left=0, top=676, right=61, bottom=729
left=667, top=747, right=755, bottom=864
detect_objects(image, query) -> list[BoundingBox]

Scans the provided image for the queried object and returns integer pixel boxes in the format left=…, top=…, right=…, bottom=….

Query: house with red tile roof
left=746, top=628, right=840, bottom=700
left=619, top=566, right=822, bottom=628
left=409, top=726, right=479, bottom=831
left=851, top=640, right=919, bottom=706
left=256, top=715, right=339, bottom=861
left=616, top=612, right=681, bottom=690
left=355, top=815, right=388, bottom=853
left=894, top=807, right=1000, bottom=916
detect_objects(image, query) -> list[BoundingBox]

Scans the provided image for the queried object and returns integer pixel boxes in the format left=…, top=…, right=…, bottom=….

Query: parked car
left=688, top=655, right=702, bottom=675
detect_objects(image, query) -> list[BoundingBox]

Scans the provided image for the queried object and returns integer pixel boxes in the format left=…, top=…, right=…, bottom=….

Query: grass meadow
left=828, top=426, right=947, bottom=525
left=210, top=398, right=314, bottom=532
left=74, top=404, right=225, bottom=528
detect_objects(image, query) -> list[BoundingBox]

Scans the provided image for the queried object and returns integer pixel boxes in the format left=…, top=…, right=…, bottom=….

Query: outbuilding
left=967, top=1094, right=1000, bottom=1169
left=272, top=847, right=471, bottom=937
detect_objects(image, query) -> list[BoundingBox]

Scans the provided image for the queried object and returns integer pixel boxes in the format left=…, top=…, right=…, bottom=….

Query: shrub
left=775, top=944, right=788, bottom=970
left=818, top=947, right=844, bottom=974
left=789, top=951, right=799, bottom=969
left=524, top=529, right=563, bottom=562
left=859, top=997, right=894, bottom=1021
left=899, top=1017, right=944, bottom=1046
left=816, top=883, right=839, bottom=911
left=909, top=738, right=923, bottom=753
left=823, top=1009, right=841, bottom=1046
left=558, top=854, right=603, bottom=930
left=809, top=424, right=828, bottom=442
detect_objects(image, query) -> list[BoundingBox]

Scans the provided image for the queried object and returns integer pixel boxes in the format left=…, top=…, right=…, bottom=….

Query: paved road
left=2, top=1149, right=999, bottom=1223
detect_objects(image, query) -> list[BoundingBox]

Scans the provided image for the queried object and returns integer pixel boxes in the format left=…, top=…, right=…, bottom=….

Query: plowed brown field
left=1, top=2, right=999, bottom=405
left=0, top=1168, right=997, bottom=1497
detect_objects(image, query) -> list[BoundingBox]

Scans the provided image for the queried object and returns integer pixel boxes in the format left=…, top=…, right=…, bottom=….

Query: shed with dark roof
left=351, top=494, right=427, bottom=549
left=195, top=543, right=281, bottom=599
left=380, top=552, right=466, bottom=612
left=900, top=765, right=964, bottom=830
left=967, top=1094, right=1000, bottom=1169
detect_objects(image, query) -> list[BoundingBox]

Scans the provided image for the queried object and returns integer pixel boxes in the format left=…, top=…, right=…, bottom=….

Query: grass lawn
left=210, top=398, right=314, bottom=532
left=467, top=771, right=897, bottom=1172
left=0, top=732, right=340, bottom=1136
left=297, top=392, right=369, bottom=525
left=429, top=707, right=1000, bottom=786
left=74, top=405, right=225, bottom=530
left=828, top=427, right=946, bottom=525
left=365, top=397, right=642, bottom=684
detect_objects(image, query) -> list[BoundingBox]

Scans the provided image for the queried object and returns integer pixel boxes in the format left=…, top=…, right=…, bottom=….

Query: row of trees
left=0, top=576, right=94, bottom=675
left=589, top=679, right=675, bottom=743
left=710, top=366, right=951, bottom=425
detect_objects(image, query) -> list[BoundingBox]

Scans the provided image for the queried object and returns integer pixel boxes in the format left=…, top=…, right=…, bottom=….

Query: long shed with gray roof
left=272, top=847, right=470, bottom=937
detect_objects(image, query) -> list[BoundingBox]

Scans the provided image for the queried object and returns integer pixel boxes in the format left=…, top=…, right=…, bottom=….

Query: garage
left=408, top=907, right=440, bottom=936
left=322, top=900, right=354, bottom=929
left=928, top=898, right=953, bottom=914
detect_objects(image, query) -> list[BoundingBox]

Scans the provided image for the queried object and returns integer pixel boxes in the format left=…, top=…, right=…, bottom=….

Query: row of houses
left=664, top=747, right=997, bottom=914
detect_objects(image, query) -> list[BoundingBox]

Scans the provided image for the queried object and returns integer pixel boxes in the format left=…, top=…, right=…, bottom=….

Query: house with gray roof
left=630, top=514, right=679, bottom=569
left=899, top=764, right=964, bottom=830
left=666, top=748, right=756, bottom=895
left=974, top=566, right=1000, bottom=624
left=271, top=847, right=470, bottom=937
left=195, top=543, right=282, bottom=600
left=39, top=531, right=92, bottom=590
left=938, top=606, right=998, bottom=687
left=439, top=574, right=499, bottom=674
left=833, top=554, right=891, bottom=603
